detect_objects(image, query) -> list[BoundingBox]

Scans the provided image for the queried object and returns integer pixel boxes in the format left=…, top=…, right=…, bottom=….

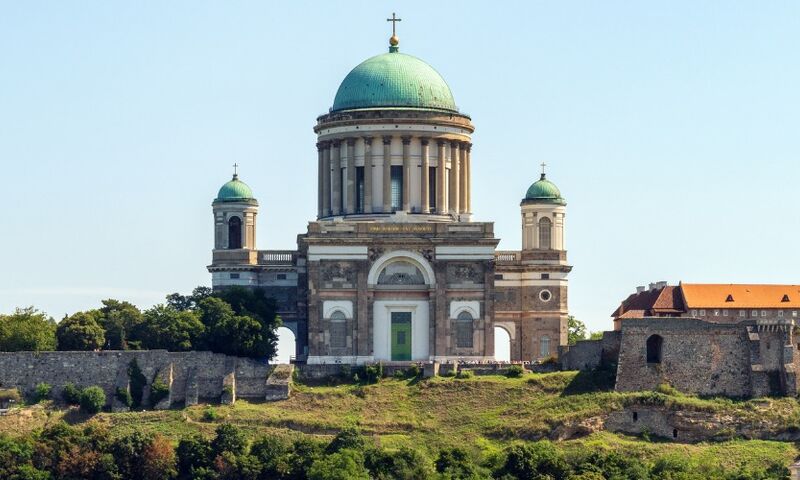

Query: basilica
left=207, top=26, right=571, bottom=364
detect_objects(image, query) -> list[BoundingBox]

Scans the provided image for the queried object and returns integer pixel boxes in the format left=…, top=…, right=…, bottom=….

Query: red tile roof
left=681, top=284, right=800, bottom=309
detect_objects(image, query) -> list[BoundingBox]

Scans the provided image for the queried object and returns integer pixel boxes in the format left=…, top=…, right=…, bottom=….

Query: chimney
left=649, top=283, right=657, bottom=291
left=636, top=286, right=646, bottom=294
left=657, top=281, right=668, bottom=289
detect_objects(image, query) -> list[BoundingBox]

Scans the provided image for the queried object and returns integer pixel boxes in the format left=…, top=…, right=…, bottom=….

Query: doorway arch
left=272, top=327, right=296, bottom=364
left=494, top=326, right=512, bottom=362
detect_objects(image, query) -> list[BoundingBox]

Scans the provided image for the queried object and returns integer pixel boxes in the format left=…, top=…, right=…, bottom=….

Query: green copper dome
left=524, top=174, right=566, bottom=205
left=215, top=175, right=255, bottom=202
left=331, top=50, right=458, bottom=113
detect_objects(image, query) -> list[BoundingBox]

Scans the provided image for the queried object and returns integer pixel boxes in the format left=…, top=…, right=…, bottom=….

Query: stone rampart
left=559, top=331, right=621, bottom=371
left=615, top=318, right=753, bottom=397
left=0, top=351, right=274, bottom=409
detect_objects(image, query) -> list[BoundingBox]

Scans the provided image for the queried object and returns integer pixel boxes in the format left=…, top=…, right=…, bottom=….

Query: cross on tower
left=387, top=12, right=401, bottom=36
left=232, top=163, right=239, bottom=176
left=540, top=162, right=547, bottom=175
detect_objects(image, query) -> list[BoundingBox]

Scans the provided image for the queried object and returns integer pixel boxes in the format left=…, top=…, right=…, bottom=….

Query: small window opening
left=494, top=274, right=504, bottom=280
left=227, top=216, right=242, bottom=249
left=277, top=274, right=287, bottom=280
left=646, top=335, right=663, bottom=364
left=672, top=428, right=678, bottom=439
left=632, top=411, right=638, bottom=422
left=782, top=294, right=790, bottom=302
left=541, top=273, right=550, bottom=280
left=229, top=273, right=240, bottom=279
left=726, top=294, right=734, bottom=302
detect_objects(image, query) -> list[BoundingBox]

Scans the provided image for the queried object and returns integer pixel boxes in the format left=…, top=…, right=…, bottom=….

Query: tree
left=213, top=287, right=280, bottom=359
left=167, top=286, right=213, bottom=312
left=308, top=450, right=369, bottom=480
left=364, top=446, right=435, bottom=480
left=141, top=434, right=177, bottom=480
left=132, top=305, right=204, bottom=351
left=568, top=316, right=587, bottom=346
left=495, top=442, right=571, bottom=480
left=98, top=299, right=143, bottom=350
left=56, top=311, right=105, bottom=351
left=198, top=297, right=272, bottom=358
left=435, top=448, right=488, bottom=480
left=589, top=331, right=604, bottom=340
left=79, top=386, right=106, bottom=414
left=177, top=436, right=213, bottom=480
left=326, top=426, right=366, bottom=454
left=211, top=424, right=248, bottom=457
left=0, top=307, right=57, bottom=352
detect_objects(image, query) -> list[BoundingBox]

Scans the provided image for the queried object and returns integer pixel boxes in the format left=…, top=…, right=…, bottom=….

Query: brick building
left=207, top=31, right=571, bottom=364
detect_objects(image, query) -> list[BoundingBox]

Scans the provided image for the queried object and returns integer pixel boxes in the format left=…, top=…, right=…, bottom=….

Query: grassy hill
left=2, top=370, right=799, bottom=473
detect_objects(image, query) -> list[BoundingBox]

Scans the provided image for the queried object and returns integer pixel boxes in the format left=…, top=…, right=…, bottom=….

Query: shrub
left=441, top=369, right=456, bottom=377
left=456, top=370, right=474, bottom=379
left=327, top=426, right=366, bottom=454
left=61, top=383, right=81, bottom=405
left=364, top=363, right=383, bottom=383
left=33, top=383, right=52, bottom=403
left=495, top=441, right=570, bottom=480
left=115, top=388, right=133, bottom=407
left=211, top=424, right=247, bottom=456
left=79, top=386, right=106, bottom=414
left=128, top=359, right=147, bottom=408
left=0, top=387, right=22, bottom=405
left=505, top=364, right=525, bottom=378
left=656, top=383, right=680, bottom=396
left=308, top=449, right=369, bottom=480
left=202, top=406, right=219, bottom=422
left=540, top=355, right=558, bottom=366
left=406, top=363, right=422, bottom=378
left=149, top=377, right=170, bottom=407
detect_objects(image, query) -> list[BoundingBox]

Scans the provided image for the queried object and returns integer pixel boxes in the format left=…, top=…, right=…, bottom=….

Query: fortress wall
left=615, top=319, right=753, bottom=397
left=559, top=331, right=621, bottom=371
left=0, top=351, right=272, bottom=407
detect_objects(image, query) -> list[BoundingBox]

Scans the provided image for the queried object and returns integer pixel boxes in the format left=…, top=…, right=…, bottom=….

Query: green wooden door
left=391, top=312, right=412, bottom=361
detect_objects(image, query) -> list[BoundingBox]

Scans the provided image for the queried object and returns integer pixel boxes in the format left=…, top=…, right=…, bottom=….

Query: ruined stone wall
left=615, top=319, right=753, bottom=397
left=0, top=351, right=273, bottom=408
left=559, top=331, right=621, bottom=371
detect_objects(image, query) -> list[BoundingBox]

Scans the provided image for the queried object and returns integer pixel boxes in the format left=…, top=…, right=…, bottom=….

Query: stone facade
left=0, top=351, right=274, bottom=409
left=566, top=316, right=800, bottom=398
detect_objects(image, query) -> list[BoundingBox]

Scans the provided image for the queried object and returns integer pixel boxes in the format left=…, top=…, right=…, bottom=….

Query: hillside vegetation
left=2, top=370, right=799, bottom=478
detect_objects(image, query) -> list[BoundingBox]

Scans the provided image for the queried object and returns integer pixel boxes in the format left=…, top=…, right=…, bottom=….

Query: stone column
left=382, top=136, right=392, bottom=212
left=345, top=138, right=356, bottom=214
left=436, top=140, right=447, bottom=214
left=321, top=142, right=331, bottom=217
left=459, top=143, right=468, bottom=214
left=316, top=142, right=323, bottom=218
left=402, top=136, right=411, bottom=212
left=449, top=141, right=460, bottom=214
left=331, top=140, right=341, bottom=216
left=420, top=137, right=430, bottom=213
left=464, top=143, right=472, bottom=213
left=363, top=136, right=373, bottom=214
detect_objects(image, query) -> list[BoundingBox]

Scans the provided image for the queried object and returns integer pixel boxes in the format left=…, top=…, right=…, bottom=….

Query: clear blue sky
left=1, top=1, right=798, bottom=334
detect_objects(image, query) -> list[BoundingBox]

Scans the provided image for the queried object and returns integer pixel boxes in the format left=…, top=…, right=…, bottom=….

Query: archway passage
left=646, top=334, right=663, bottom=364
left=272, top=327, right=296, bottom=364
left=494, top=326, right=511, bottom=362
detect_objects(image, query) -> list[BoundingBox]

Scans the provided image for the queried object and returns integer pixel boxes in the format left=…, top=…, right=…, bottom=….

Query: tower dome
left=331, top=51, right=458, bottom=113
left=524, top=174, right=566, bottom=205
left=215, top=174, right=256, bottom=203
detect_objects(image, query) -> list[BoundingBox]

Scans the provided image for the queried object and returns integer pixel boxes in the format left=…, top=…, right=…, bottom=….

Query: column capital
left=401, top=136, right=412, bottom=145
left=332, top=140, right=341, bottom=148
left=382, top=135, right=393, bottom=145
left=466, top=142, right=473, bottom=152
left=450, top=140, right=460, bottom=148
left=346, top=137, right=356, bottom=147
left=420, top=137, right=430, bottom=146
left=316, top=141, right=330, bottom=151
left=437, top=139, right=447, bottom=147
left=363, top=136, right=374, bottom=145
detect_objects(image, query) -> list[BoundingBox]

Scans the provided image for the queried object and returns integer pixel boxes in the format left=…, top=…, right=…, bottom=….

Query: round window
left=539, top=289, right=552, bottom=302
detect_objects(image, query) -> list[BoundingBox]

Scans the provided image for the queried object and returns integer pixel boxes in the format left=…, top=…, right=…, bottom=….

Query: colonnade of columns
left=316, top=136, right=472, bottom=219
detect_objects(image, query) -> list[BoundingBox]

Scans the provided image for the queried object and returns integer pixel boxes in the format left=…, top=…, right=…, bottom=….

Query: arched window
left=228, top=216, right=242, bottom=249
left=538, top=217, right=552, bottom=250
left=456, top=311, right=474, bottom=348
left=646, top=334, right=663, bottom=363
left=329, top=311, right=346, bottom=349
left=540, top=335, right=550, bottom=357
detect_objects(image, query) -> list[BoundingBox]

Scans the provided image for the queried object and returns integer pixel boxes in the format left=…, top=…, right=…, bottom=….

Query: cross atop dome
left=387, top=12, right=401, bottom=52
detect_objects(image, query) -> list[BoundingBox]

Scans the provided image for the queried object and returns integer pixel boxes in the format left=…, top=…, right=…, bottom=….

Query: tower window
left=456, top=311, right=474, bottom=348
left=330, top=311, right=346, bottom=349
left=538, top=217, right=552, bottom=250
left=355, top=166, right=365, bottom=213
left=228, top=216, right=242, bottom=249
left=541, top=273, right=550, bottom=280
left=429, top=167, right=437, bottom=212
left=390, top=165, right=403, bottom=210
left=540, top=336, right=550, bottom=357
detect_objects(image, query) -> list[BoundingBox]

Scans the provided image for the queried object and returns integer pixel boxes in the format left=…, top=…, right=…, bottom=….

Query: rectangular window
left=494, top=274, right=504, bottom=280
left=541, top=273, right=550, bottom=280
left=355, top=166, right=365, bottom=213
left=779, top=310, right=784, bottom=317
left=691, top=310, right=697, bottom=317
left=277, top=274, right=286, bottom=280
left=739, top=310, right=745, bottom=317
left=330, top=321, right=346, bottom=348
left=699, top=309, right=706, bottom=316
left=761, top=310, right=767, bottom=317
left=714, top=309, right=720, bottom=316
left=722, top=309, right=728, bottom=316
left=229, top=273, right=240, bottom=279
left=390, top=166, right=403, bottom=210
left=793, top=311, right=798, bottom=317
left=428, top=167, right=437, bottom=211
left=752, top=310, right=759, bottom=317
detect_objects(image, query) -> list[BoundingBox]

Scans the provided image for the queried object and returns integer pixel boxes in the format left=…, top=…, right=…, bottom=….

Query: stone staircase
left=265, top=364, right=293, bottom=401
